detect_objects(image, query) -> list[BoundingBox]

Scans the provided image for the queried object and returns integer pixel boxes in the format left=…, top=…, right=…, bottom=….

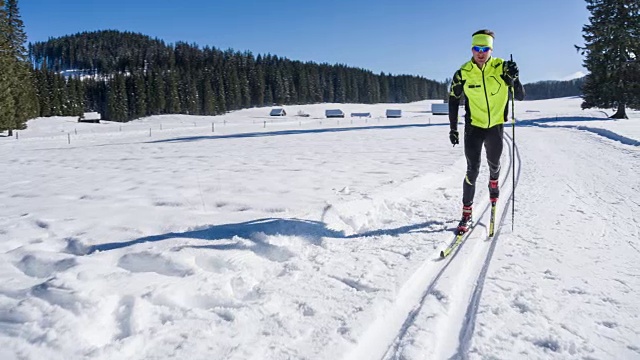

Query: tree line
left=28, top=30, right=447, bottom=122
left=522, top=77, right=586, bottom=101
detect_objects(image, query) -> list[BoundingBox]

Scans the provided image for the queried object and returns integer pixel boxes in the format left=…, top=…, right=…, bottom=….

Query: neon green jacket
left=448, top=57, right=524, bottom=129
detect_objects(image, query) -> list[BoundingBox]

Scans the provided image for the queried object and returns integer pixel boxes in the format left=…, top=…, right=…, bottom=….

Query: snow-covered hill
left=1, top=98, right=638, bottom=360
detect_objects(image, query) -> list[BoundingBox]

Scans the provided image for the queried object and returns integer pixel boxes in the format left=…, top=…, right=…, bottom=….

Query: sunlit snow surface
left=1, top=98, right=638, bottom=360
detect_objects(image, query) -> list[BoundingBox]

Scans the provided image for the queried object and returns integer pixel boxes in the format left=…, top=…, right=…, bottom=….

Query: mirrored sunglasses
left=472, top=46, right=492, bottom=53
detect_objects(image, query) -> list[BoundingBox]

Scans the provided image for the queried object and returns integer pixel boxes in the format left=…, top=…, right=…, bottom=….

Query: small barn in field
left=431, top=103, right=449, bottom=115
left=325, top=109, right=345, bottom=118
left=270, top=108, right=287, bottom=116
left=78, top=112, right=101, bottom=123
left=386, top=109, right=402, bottom=118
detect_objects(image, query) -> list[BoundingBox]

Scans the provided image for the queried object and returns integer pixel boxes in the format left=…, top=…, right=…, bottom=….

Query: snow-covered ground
left=0, top=97, right=638, bottom=360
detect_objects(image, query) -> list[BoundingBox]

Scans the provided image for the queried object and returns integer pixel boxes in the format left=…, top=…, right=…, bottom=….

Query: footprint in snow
left=34, top=219, right=49, bottom=229
left=117, top=252, right=193, bottom=277
left=564, top=287, right=588, bottom=295
left=114, top=296, right=135, bottom=340
left=30, top=280, right=84, bottom=314
left=533, top=337, right=560, bottom=352
left=15, top=255, right=77, bottom=278
left=598, top=320, right=618, bottom=329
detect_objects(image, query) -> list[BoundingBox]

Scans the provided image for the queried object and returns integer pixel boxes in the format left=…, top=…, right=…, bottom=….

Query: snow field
left=0, top=98, right=638, bottom=359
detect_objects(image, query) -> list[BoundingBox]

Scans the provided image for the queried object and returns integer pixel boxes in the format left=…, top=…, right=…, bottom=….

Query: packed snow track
left=344, top=133, right=521, bottom=360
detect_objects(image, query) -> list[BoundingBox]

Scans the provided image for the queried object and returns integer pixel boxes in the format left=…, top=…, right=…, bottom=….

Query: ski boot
left=488, top=179, right=499, bottom=237
left=489, top=179, right=499, bottom=204
left=457, top=205, right=473, bottom=234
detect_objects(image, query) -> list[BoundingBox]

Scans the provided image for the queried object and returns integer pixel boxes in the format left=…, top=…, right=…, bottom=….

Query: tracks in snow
left=343, top=133, right=522, bottom=360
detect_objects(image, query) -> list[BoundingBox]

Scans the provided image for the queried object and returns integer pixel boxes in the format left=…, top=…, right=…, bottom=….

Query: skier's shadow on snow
left=78, top=218, right=446, bottom=255
left=146, top=123, right=445, bottom=144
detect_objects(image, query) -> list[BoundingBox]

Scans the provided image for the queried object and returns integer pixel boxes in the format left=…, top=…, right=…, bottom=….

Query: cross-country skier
left=448, top=29, right=525, bottom=233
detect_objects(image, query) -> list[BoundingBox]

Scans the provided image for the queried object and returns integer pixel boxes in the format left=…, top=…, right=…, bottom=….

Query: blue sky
left=20, top=0, right=589, bottom=83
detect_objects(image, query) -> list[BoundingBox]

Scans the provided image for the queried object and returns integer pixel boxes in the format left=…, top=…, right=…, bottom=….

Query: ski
left=440, top=223, right=473, bottom=258
left=488, top=200, right=497, bottom=237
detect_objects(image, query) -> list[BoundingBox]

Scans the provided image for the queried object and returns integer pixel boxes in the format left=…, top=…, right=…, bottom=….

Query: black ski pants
left=462, top=124, right=503, bottom=206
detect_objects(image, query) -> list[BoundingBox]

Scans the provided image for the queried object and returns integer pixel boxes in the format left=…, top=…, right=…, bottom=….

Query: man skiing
left=448, top=29, right=525, bottom=233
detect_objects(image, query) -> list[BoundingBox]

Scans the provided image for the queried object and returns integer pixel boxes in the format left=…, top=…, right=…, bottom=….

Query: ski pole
left=510, top=54, right=516, bottom=232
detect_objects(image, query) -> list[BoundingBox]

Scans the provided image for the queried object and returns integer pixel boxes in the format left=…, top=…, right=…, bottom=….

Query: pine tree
left=107, top=73, right=128, bottom=121
left=5, top=0, right=35, bottom=134
left=65, top=76, right=79, bottom=115
left=202, top=72, right=216, bottom=115
left=274, top=68, right=286, bottom=105
left=0, top=0, right=16, bottom=135
left=50, top=72, right=65, bottom=116
left=334, top=69, right=346, bottom=103
left=238, top=54, right=251, bottom=108
left=149, top=70, right=166, bottom=115
left=6, top=1, right=26, bottom=62
left=74, top=76, right=85, bottom=117
left=322, top=69, right=334, bottom=102
left=186, top=76, right=199, bottom=115
left=264, top=84, right=273, bottom=106
left=296, top=64, right=309, bottom=104
left=215, top=76, right=226, bottom=113
left=165, top=71, right=180, bottom=114
left=35, top=65, right=51, bottom=117
left=250, top=55, right=265, bottom=107
left=224, top=56, right=241, bottom=110
left=379, top=72, right=390, bottom=103
left=133, top=71, right=147, bottom=118
left=308, top=66, right=321, bottom=103
left=579, top=0, right=640, bottom=118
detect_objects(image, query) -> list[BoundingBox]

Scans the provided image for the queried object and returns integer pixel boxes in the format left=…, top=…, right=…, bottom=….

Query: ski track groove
left=454, top=132, right=521, bottom=359
left=346, top=132, right=520, bottom=360
left=382, top=204, right=491, bottom=360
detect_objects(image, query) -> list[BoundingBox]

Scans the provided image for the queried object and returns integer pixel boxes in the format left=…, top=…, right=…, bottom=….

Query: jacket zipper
left=481, top=65, right=491, bottom=128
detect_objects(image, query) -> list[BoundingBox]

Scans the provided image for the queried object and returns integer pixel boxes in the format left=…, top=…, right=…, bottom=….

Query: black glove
left=503, top=61, right=519, bottom=85
left=449, top=129, right=459, bottom=146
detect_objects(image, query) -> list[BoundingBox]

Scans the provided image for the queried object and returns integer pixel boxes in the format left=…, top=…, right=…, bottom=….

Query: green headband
left=472, top=34, right=494, bottom=49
